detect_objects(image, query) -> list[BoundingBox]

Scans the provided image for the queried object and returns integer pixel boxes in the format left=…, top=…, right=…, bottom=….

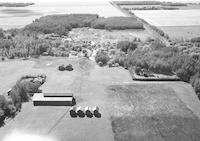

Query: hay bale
left=58, top=65, right=65, bottom=71
left=65, top=64, right=73, bottom=71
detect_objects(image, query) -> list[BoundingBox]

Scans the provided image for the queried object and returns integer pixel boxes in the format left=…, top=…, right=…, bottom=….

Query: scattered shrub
left=150, top=60, right=172, bottom=75
left=0, top=95, right=7, bottom=110
left=95, top=50, right=110, bottom=66
left=135, top=66, right=142, bottom=75
left=0, top=95, right=16, bottom=123
left=0, top=109, right=5, bottom=125
left=191, top=72, right=200, bottom=98
left=176, top=57, right=196, bottom=82
left=0, top=28, right=4, bottom=39
left=117, top=41, right=138, bottom=53
left=4, top=103, right=16, bottom=118
left=10, top=75, right=46, bottom=111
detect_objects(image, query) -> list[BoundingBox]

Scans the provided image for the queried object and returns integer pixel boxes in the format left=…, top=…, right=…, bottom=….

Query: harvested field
left=107, top=84, right=200, bottom=141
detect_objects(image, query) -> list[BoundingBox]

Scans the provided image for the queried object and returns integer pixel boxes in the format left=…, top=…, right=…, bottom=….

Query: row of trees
left=0, top=75, right=46, bottom=125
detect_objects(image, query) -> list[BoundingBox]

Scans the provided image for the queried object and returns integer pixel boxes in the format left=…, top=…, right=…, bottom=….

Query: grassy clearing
left=107, top=84, right=200, bottom=141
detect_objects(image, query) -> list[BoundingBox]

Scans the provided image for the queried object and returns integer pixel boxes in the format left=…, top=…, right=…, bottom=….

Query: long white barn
left=32, top=93, right=75, bottom=106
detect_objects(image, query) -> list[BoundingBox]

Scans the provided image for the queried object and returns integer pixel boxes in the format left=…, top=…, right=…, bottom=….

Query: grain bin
left=70, top=106, right=77, bottom=117
left=92, top=106, right=101, bottom=118
left=84, top=106, right=93, bottom=117
left=76, top=106, right=85, bottom=117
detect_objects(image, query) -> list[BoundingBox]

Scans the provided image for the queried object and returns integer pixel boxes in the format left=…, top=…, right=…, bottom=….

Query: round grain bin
left=84, top=106, right=93, bottom=118
left=70, top=106, right=77, bottom=117
left=92, top=106, right=101, bottom=118
left=76, top=106, right=85, bottom=117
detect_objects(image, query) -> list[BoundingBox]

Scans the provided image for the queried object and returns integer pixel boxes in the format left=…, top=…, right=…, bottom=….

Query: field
left=160, top=25, right=200, bottom=40
left=0, top=57, right=200, bottom=141
left=108, top=83, right=200, bottom=141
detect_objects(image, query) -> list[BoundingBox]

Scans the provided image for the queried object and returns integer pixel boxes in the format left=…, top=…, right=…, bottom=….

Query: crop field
left=160, top=26, right=200, bottom=40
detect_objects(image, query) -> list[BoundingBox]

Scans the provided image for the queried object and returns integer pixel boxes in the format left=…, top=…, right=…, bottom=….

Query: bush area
left=0, top=95, right=16, bottom=125
left=0, top=75, right=46, bottom=125
left=117, top=40, right=138, bottom=53
left=95, top=50, right=110, bottom=66
left=191, top=37, right=200, bottom=43
left=92, top=17, right=144, bottom=30
left=119, top=39, right=200, bottom=98
left=127, top=40, right=176, bottom=75
left=0, top=29, right=71, bottom=58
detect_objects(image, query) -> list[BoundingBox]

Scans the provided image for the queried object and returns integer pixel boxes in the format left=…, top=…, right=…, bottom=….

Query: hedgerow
left=92, top=17, right=144, bottom=30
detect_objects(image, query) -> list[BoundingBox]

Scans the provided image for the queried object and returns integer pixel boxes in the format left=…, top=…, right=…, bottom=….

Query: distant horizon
left=0, top=0, right=200, bottom=5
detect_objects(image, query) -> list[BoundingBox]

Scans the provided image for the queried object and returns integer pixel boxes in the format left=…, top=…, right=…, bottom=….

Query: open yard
left=0, top=57, right=200, bottom=141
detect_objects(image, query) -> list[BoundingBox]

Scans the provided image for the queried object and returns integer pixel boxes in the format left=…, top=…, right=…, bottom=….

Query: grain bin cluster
left=70, top=106, right=101, bottom=118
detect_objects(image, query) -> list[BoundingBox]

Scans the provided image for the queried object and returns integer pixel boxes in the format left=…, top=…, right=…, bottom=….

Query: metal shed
left=33, top=93, right=75, bottom=106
